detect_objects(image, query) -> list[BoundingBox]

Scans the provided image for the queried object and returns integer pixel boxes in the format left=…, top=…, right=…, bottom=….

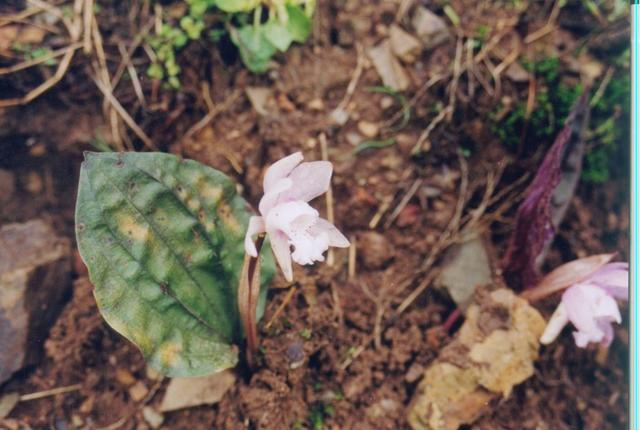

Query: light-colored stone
left=504, top=62, right=530, bottom=82
left=357, top=121, right=380, bottom=138
left=389, top=24, right=422, bottom=63
left=0, top=393, right=19, bottom=419
left=412, top=7, right=450, bottom=50
left=307, top=98, right=325, bottom=111
left=129, top=381, right=149, bottom=402
left=368, top=40, right=410, bottom=91
left=142, top=407, right=164, bottom=429
left=434, top=235, right=492, bottom=310
left=245, top=87, right=273, bottom=116
left=160, top=370, right=236, bottom=412
left=0, top=220, right=71, bottom=384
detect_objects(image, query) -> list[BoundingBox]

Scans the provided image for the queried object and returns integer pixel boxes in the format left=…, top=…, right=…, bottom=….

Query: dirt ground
left=0, top=0, right=629, bottom=429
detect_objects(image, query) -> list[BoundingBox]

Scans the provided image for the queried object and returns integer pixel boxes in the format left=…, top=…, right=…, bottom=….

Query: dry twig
left=92, top=76, right=158, bottom=150
left=20, top=384, right=82, bottom=401
left=334, top=42, right=365, bottom=114
left=320, top=133, right=335, bottom=265
left=265, top=287, right=298, bottom=330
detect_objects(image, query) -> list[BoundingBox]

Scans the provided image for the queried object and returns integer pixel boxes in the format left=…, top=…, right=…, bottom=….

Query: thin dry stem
left=181, top=90, right=243, bottom=142
left=384, top=178, right=422, bottom=229
left=369, top=195, right=393, bottom=229
left=0, top=43, right=82, bottom=75
left=335, top=43, right=365, bottom=114
left=265, top=286, right=297, bottom=330
left=92, top=76, right=158, bottom=150
left=117, top=42, right=146, bottom=107
left=348, top=235, right=357, bottom=280
left=320, top=133, right=335, bottom=265
left=20, top=384, right=82, bottom=401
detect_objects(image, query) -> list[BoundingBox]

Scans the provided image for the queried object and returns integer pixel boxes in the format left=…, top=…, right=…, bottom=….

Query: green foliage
left=308, top=401, right=335, bottom=430
left=582, top=72, right=630, bottom=183
left=147, top=0, right=314, bottom=85
left=76, top=152, right=275, bottom=377
left=353, top=138, right=396, bottom=154
left=299, top=328, right=312, bottom=339
left=229, top=4, right=312, bottom=72
left=492, top=57, right=582, bottom=148
left=12, top=43, right=57, bottom=65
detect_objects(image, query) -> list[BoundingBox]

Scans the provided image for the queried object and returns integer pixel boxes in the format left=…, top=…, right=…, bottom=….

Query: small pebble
left=25, top=171, right=43, bottom=194
left=29, top=143, right=47, bottom=157
left=142, top=407, right=164, bottom=429
left=358, top=231, right=394, bottom=270
left=405, top=363, right=425, bottom=383
left=329, top=107, right=350, bottom=125
left=357, top=121, right=380, bottom=138
left=307, top=98, right=325, bottom=111
left=71, top=415, right=83, bottom=428
left=129, top=381, right=149, bottom=402
left=115, top=369, right=136, bottom=386
left=380, top=96, right=395, bottom=110
left=346, top=132, right=363, bottom=146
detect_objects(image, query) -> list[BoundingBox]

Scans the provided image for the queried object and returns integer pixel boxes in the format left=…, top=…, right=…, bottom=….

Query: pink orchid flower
left=244, top=152, right=350, bottom=281
left=540, top=262, right=628, bottom=348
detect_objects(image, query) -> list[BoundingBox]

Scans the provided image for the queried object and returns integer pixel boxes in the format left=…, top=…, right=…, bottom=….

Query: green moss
left=582, top=72, right=630, bottom=183
left=492, top=57, right=582, bottom=148
left=308, top=401, right=335, bottom=430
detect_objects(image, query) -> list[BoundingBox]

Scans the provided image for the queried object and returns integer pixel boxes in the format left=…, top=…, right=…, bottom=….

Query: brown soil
left=0, top=0, right=628, bottom=429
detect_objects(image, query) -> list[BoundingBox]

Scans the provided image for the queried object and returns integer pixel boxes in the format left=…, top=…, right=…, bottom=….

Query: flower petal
left=263, top=152, right=303, bottom=193
left=598, top=320, right=615, bottom=347
left=310, top=218, right=350, bottom=248
left=563, top=284, right=604, bottom=342
left=244, top=216, right=265, bottom=257
left=540, top=302, right=569, bottom=344
left=588, top=262, right=629, bottom=301
left=265, top=201, right=319, bottom=234
left=289, top=217, right=329, bottom=265
left=269, top=229, right=293, bottom=282
left=278, top=161, right=333, bottom=203
left=259, top=178, right=293, bottom=216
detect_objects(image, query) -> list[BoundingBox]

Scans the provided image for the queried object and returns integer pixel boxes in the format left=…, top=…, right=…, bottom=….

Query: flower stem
left=238, top=235, right=264, bottom=368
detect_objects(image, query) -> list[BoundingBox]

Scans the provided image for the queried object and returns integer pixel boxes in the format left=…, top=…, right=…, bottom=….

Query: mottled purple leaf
left=503, top=92, right=590, bottom=288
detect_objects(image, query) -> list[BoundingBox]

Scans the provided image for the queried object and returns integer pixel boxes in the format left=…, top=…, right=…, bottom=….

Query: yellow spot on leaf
left=129, top=329, right=153, bottom=352
left=217, top=202, right=240, bottom=234
left=159, top=342, right=182, bottom=367
left=199, top=182, right=222, bottom=203
left=118, top=215, right=149, bottom=242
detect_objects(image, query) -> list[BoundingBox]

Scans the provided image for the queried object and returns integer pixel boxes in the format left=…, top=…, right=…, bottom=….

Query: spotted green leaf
left=75, top=152, right=274, bottom=377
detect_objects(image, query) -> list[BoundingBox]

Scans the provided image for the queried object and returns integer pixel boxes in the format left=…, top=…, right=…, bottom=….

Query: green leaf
left=229, top=25, right=277, bottom=73
left=75, top=152, right=274, bottom=377
left=263, top=21, right=294, bottom=52
left=147, top=63, right=164, bottom=80
left=353, top=138, right=396, bottom=154
left=215, top=0, right=261, bottom=13
left=285, top=5, right=312, bottom=43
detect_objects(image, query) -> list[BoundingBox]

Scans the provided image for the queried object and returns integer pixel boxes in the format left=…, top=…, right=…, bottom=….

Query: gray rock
left=0, top=220, right=72, bottom=384
left=358, top=231, right=394, bottom=270
left=368, top=40, right=410, bottom=91
left=389, top=24, right=423, bottom=63
left=504, top=62, right=530, bottom=83
left=434, top=234, right=492, bottom=310
left=412, top=7, right=450, bottom=50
